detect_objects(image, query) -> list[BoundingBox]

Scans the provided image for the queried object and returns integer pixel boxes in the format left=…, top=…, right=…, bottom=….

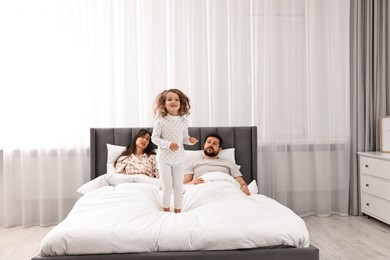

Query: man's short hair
left=204, top=133, right=223, bottom=148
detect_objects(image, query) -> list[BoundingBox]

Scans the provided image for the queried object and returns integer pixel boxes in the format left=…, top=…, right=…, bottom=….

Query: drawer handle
left=366, top=203, right=370, bottom=206
left=365, top=164, right=369, bottom=168
left=365, top=184, right=369, bottom=187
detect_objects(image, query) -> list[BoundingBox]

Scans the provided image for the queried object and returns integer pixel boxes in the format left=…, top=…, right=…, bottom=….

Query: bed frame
left=32, top=126, right=319, bottom=260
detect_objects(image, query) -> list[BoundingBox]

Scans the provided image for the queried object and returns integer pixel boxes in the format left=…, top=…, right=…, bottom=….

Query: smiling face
left=165, top=91, right=181, bottom=116
left=135, top=133, right=151, bottom=152
left=203, top=136, right=221, bottom=157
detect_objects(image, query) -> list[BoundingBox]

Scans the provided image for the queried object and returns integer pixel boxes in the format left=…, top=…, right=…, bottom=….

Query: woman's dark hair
left=204, top=133, right=223, bottom=148
left=114, top=129, right=155, bottom=166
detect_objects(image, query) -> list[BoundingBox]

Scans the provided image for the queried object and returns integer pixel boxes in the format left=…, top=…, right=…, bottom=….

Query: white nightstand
left=358, top=152, right=390, bottom=225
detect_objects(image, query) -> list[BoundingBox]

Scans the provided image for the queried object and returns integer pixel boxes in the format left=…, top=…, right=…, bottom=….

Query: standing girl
left=152, top=89, right=198, bottom=213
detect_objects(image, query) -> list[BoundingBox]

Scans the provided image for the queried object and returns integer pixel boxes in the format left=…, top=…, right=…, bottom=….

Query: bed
left=33, top=126, right=319, bottom=260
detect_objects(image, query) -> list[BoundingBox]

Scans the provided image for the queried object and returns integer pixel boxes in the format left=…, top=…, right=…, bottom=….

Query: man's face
left=203, top=137, right=221, bottom=157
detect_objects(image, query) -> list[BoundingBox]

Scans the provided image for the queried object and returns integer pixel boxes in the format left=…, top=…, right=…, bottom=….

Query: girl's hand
left=169, top=142, right=179, bottom=151
left=189, top=137, right=198, bottom=144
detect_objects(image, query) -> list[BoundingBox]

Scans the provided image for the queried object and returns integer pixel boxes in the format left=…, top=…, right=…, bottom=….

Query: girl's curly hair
left=153, top=88, right=191, bottom=117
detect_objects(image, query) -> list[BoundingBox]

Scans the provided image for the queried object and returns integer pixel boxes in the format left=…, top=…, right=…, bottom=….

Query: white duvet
left=39, top=172, right=310, bottom=256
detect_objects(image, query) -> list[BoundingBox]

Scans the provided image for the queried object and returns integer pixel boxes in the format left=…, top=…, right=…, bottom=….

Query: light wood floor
left=0, top=225, right=54, bottom=260
left=1, top=215, right=390, bottom=260
left=303, top=215, right=390, bottom=260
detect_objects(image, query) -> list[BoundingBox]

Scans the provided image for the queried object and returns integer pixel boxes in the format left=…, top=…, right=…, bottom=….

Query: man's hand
left=189, top=178, right=204, bottom=185
left=240, top=184, right=250, bottom=196
left=234, top=176, right=250, bottom=196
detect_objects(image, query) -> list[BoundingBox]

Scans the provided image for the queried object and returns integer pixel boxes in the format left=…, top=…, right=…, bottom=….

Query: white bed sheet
left=39, top=173, right=310, bottom=256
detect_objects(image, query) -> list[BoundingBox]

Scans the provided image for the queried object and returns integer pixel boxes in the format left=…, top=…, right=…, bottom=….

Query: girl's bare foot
left=174, top=208, right=181, bottom=213
left=163, top=207, right=170, bottom=212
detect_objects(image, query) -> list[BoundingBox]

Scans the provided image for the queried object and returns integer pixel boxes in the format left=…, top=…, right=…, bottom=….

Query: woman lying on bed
left=114, top=129, right=159, bottom=178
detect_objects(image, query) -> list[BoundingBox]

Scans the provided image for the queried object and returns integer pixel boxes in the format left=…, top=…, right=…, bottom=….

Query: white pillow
left=248, top=180, right=259, bottom=194
left=184, top=150, right=203, bottom=163
left=77, top=173, right=161, bottom=194
left=106, top=143, right=126, bottom=173
left=184, top=148, right=236, bottom=164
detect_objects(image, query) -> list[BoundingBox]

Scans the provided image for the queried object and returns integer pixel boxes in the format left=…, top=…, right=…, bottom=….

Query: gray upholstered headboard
left=90, top=126, right=257, bottom=183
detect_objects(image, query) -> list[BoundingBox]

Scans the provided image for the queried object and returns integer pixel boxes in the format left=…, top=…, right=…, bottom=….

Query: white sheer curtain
left=256, top=0, right=350, bottom=216
left=0, top=0, right=350, bottom=227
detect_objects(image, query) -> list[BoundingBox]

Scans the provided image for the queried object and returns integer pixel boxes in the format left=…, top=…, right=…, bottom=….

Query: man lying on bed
left=183, top=133, right=250, bottom=195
